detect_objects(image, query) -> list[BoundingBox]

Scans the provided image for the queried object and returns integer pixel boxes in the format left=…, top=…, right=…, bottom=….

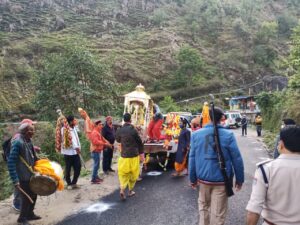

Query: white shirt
left=246, top=154, right=300, bottom=225
left=61, top=127, right=81, bottom=155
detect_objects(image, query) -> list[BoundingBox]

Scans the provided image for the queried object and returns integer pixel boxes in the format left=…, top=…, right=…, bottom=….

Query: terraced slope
left=0, top=0, right=299, bottom=118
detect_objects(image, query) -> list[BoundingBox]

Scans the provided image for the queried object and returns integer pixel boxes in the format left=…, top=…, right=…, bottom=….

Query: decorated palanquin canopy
left=123, top=84, right=152, bottom=137
left=124, top=83, right=151, bottom=102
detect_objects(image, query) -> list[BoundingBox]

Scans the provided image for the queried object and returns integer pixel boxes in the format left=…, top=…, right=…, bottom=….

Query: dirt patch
left=0, top=159, right=120, bottom=225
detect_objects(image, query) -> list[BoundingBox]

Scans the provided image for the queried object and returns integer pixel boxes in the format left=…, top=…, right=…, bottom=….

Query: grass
left=80, top=168, right=91, bottom=177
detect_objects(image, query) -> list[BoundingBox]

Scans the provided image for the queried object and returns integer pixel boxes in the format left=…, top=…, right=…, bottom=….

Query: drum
left=30, top=160, right=64, bottom=196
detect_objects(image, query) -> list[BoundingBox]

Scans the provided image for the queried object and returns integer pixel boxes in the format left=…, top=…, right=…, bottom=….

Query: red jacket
left=89, top=128, right=107, bottom=152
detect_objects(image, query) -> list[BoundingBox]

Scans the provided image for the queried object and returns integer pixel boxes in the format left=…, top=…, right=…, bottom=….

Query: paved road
left=57, top=128, right=270, bottom=225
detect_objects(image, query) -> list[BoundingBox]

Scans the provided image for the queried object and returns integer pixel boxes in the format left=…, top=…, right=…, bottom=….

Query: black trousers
left=102, top=147, right=113, bottom=172
left=18, top=181, right=37, bottom=222
left=64, top=154, right=81, bottom=185
left=242, top=126, right=247, bottom=136
left=256, top=125, right=262, bottom=136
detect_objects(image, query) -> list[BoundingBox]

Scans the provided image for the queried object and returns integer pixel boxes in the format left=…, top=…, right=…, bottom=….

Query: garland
left=164, top=113, right=181, bottom=138
left=156, top=151, right=170, bottom=171
left=63, top=120, right=72, bottom=149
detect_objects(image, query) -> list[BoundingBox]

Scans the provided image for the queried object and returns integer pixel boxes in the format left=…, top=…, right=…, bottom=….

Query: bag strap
left=19, top=156, right=35, bottom=174
left=259, top=164, right=269, bottom=188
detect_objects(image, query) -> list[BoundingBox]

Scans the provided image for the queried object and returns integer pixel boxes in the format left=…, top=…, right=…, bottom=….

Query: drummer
left=8, top=122, right=41, bottom=224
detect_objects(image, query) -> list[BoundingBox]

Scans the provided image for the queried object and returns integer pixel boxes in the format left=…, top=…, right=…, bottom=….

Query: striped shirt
left=7, top=136, right=36, bottom=184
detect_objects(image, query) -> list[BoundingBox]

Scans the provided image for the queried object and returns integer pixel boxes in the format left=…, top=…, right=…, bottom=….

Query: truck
left=143, top=113, right=192, bottom=171
left=123, top=84, right=191, bottom=171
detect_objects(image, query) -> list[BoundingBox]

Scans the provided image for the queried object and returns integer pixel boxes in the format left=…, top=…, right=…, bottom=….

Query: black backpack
left=2, top=137, right=12, bottom=162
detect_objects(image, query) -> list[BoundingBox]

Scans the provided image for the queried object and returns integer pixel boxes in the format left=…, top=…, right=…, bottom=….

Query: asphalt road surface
left=57, top=128, right=270, bottom=225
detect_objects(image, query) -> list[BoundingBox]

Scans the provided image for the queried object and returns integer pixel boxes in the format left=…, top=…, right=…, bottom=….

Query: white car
left=224, top=112, right=242, bottom=128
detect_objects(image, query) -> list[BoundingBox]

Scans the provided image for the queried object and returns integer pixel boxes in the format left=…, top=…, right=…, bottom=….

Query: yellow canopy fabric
left=34, top=159, right=64, bottom=191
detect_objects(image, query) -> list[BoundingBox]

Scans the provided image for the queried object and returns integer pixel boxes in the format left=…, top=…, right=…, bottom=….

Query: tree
left=277, top=14, right=298, bottom=38
left=150, top=8, right=169, bottom=26
left=35, top=44, right=118, bottom=119
left=233, top=18, right=250, bottom=42
left=184, top=0, right=224, bottom=41
left=159, top=96, right=180, bottom=113
left=255, top=21, right=278, bottom=45
left=175, top=45, right=204, bottom=88
left=240, top=0, right=261, bottom=25
left=288, top=24, right=300, bottom=89
left=252, top=44, right=277, bottom=67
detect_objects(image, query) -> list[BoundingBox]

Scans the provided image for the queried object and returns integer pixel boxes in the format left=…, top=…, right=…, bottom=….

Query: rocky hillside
left=0, top=0, right=299, bottom=119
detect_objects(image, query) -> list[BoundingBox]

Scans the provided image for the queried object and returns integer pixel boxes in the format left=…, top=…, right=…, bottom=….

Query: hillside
left=0, top=0, right=300, bottom=120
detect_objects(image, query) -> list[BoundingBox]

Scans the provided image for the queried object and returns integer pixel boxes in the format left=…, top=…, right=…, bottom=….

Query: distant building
left=229, top=96, right=260, bottom=113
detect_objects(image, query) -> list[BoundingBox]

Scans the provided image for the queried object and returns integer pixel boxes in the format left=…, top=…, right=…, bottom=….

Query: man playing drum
left=8, top=122, right=41, bottom=225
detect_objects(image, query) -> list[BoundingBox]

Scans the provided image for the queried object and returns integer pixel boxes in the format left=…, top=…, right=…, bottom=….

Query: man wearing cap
left=246, top=125, right=300, bottom=225
left=189, top=107, right=244, bottom=225
left=102, top=116, right=116, bottom=174
left=89, top=120, right=112, bottom=184
left=9, top=119, right=39, bottom=212
left=61, top=115, right=82, bottom=189
left=8, top=121, right=41, bottom=225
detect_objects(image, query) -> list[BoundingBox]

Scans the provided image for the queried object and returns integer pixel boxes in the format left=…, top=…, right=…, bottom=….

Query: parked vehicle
left=224, top=111, right=242, bottom=128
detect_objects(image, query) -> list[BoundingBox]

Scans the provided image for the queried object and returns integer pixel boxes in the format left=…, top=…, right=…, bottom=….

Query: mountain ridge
left=0, top=0, right=299, bottom=119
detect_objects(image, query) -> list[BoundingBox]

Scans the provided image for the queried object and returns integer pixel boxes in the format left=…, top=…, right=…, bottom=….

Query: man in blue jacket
left=189, top=107, right=244, bottom=225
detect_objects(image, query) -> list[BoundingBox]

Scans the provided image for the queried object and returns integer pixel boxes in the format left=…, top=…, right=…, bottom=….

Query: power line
left=176, top=81, right=263, bottom=104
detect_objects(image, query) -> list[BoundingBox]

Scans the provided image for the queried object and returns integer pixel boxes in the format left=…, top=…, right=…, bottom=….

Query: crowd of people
left=2, top=104, right=300, bottom=225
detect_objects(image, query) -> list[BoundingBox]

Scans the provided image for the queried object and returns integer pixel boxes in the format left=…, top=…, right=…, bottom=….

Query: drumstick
left=17, top=185, right=34, bottom=204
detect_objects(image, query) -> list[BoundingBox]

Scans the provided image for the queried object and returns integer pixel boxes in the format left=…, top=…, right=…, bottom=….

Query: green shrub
left=277, top=14, right=298, bottom=38
left=252, top=44, right=277, bottom=67
left=78, top=132, right=91, bottom=162
left=159, top=96, right=180, bottom=113
left=263, top=130, right=278, bottom=153
left=0, top=165, right=12, bottom=200
left=19, top=102, right=36, bottom=114
left=150, top=9, right=169, bottom=26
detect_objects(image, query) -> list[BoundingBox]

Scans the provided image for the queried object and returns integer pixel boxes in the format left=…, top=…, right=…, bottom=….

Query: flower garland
left=157, top=151, right=170, bottom=171
left=55, top=114, right=65, bottom=152
left=164, top=113, right=181, bottom=138
left=63, top=120, right=72, bottom=149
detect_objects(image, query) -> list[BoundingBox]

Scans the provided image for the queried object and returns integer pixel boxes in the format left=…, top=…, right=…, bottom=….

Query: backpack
left=2, top=137, right=12, bottom=162
left=255, top=117, right=262, bottom=124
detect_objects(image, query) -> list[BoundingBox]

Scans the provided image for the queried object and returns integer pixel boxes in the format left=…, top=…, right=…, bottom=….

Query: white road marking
left=84, top=202, right=114, bottom=214
left=147, top=171, right=162, bottom=176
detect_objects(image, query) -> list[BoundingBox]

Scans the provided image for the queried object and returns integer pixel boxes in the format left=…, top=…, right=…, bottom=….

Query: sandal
left=120, top=192, right=126, bottom=201
left=128, top=190, right=136, bottom=197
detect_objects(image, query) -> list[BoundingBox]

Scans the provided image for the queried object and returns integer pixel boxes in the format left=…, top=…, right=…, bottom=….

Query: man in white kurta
left=61, top=115, right=81, bottom=189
